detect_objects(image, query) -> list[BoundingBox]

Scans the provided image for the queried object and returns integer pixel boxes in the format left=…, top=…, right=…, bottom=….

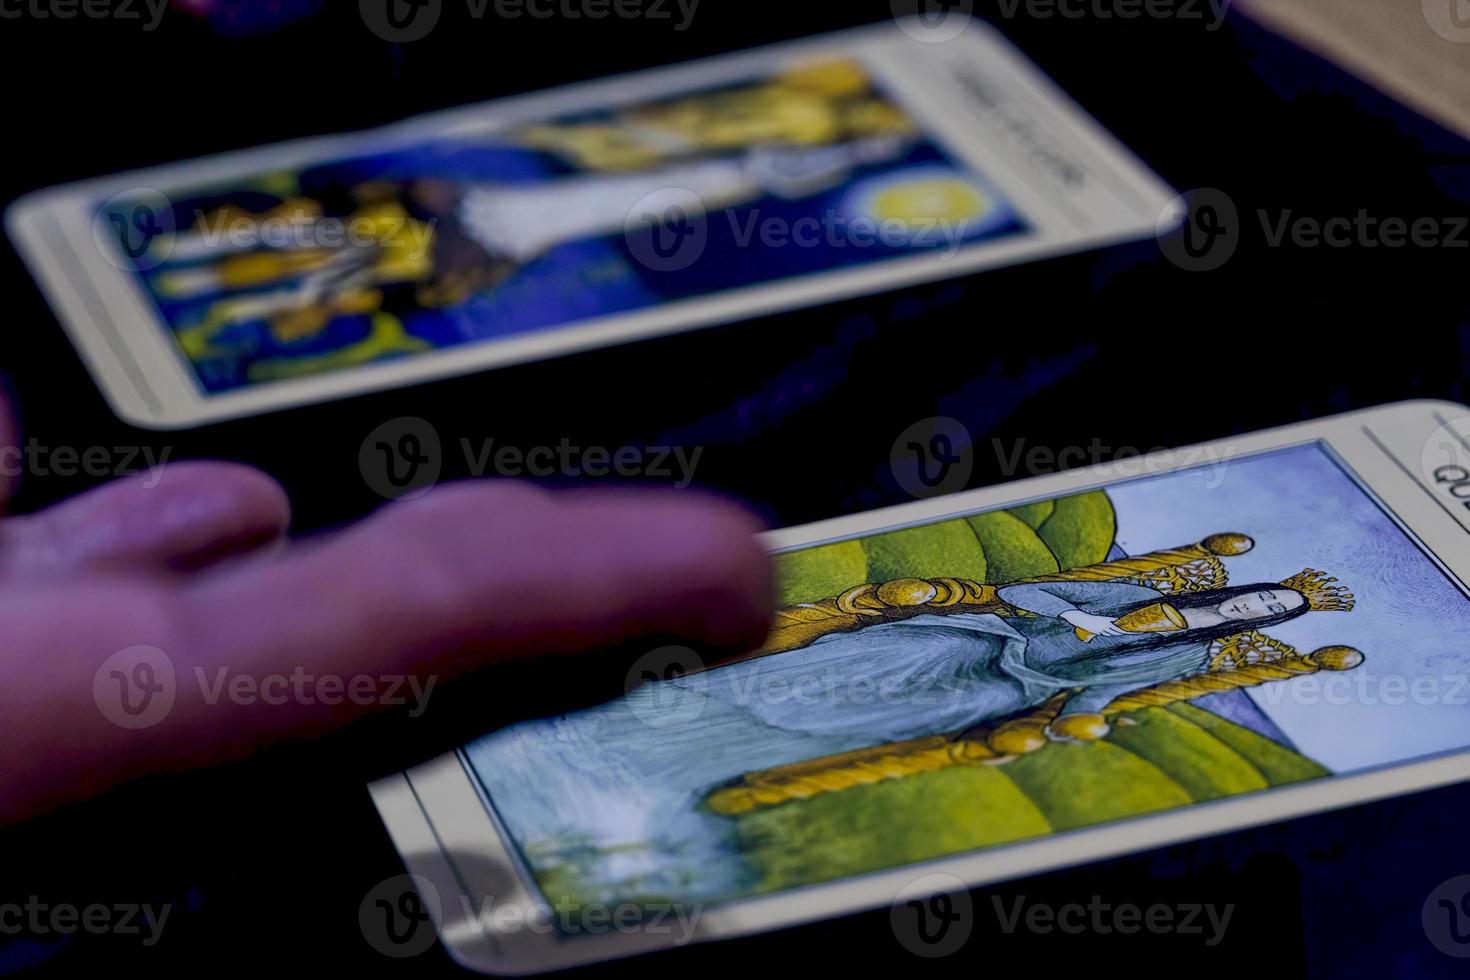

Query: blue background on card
left=111, top=114, right=1024, bottom=393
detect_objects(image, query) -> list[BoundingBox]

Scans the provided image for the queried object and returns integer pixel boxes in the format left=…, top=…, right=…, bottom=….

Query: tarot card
left=370, top=400, right=1470, bottom=972
left=8, top=16, right=1174, bottom=427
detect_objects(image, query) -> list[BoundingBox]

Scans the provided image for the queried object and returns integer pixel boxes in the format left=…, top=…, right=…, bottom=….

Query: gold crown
left=1280, top=569, right=1355, bottom=612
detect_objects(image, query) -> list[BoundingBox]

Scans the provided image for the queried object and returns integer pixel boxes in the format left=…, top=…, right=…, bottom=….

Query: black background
left=0, top=1, right=1467, bottom=976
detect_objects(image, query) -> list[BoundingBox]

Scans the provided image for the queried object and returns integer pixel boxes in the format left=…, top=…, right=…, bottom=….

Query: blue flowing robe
left=466, top=580, right=1215, bottom=903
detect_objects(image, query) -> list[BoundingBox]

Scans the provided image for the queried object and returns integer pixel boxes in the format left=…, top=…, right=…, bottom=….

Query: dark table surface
left=0, top=2, right=1467, bottom=977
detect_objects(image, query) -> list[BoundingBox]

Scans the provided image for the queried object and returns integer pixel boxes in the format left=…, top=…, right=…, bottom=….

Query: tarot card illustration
left=100, top=59, right=1024, bottom=394
left=467, top=444, right=1470, bottom=910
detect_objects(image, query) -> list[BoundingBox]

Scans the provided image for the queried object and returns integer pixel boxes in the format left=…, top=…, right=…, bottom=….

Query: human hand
left=0, top=402, right=771, bottom=827
left=1060, top=610, right=1128, bottom=638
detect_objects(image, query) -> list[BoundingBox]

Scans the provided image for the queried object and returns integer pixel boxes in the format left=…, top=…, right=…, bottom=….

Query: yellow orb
left=871, top=179, right=988, bottom=229
left=1309, top=646, right=1364, bottom=671
left=876, top=578, right=938, bottom=607
left=1049, top=713, right=1111, bottom=742
left=705, top=788, right=754, bottom=816
left=1202, top=533, right=1255, bottom=556
left=988, top=722, right=1047, bottom=755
